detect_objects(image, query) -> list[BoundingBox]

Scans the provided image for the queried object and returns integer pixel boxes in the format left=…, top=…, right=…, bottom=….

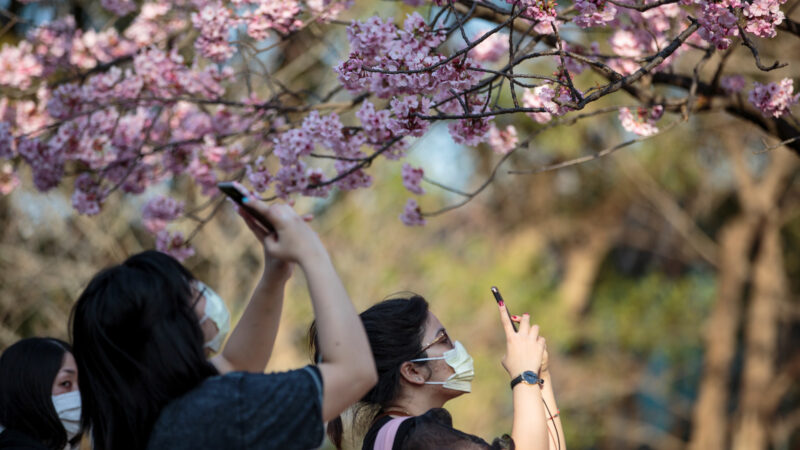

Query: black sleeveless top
left=361, top=408, right=513, bottom=450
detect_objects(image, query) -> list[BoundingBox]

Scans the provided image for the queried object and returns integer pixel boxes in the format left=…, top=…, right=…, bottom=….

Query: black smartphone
left=217, top=182, right=276, bottom=234
left=491, top=286, right=518, bottom=332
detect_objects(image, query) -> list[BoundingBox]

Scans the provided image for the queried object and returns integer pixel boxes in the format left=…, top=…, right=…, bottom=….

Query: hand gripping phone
left=217, top=182, right=276, bottom=234
left=491, top=286, right=518, bottom=332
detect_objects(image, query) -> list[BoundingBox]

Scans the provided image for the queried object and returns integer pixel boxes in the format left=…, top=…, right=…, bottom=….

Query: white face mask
left=410, top=341, right=475, bottom=392
left=51, top=391, right=81, bottom=441
left=196, top=281, right=231, bottom=354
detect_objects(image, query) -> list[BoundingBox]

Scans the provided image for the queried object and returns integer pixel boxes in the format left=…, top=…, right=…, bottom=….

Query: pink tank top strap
left=373, top=416, right=411, bottom=450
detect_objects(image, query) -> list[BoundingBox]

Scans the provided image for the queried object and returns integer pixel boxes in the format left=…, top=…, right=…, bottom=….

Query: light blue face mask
left=52, top=390, right=81, bottom=441
left=409, top=341, right=475, bottom=393
left=195, top=281, right=231, bottom=354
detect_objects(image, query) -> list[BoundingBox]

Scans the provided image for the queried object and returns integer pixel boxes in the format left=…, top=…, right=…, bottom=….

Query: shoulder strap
left=373, top=416, right=411, bottom=450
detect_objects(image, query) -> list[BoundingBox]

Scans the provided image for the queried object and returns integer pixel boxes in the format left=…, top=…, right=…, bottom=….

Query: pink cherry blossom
left=573, top=0, right=617, bottom=28
left=302, top=167, right=333, bottom=198
left=245, top=0, right=303, bottom=40
left=274, top=161, right=309, bottom=198
left=721, top=75, right=746, bottom=94
left=0, top=163, right=20, bottom=195
left=697, top=3, right=739, bottom=50
left=401, top=163, right=425, bottom=195
left=389, top=96, right=431, bottom=138
left=101, top=0, right=137, bottom=16
left=469, top=29, right=509, bottom=63
left=522, top=85, right=570, bottom=123
left=400, top=198, right=425, bottom=226
left=357, top=100, right=394, bottom=144
left=619, top=106, right=663, bottom=136
left=71, top=174, right=107, bottom=216
left=142, top=195, right=185, bottom=233
left=743, top=0, right=786, bottom=38
left=17, top=137, right=64, bottom=192
left=274, top=128, right=315, bottom=165
left=506, top=0, right=559, bottom=24
left=156, top=230, right=196, bottom=262
left=247, top=156, right=273, bottom=192
left=192, top=3, right=236, bottom=63
left=748, top=79, right=799, bottom=118
left=0, top=42, right=43, bottom=89
left=487, top=124, right=519, bottom=154
left=307, top=0, right=354, bottom=22
left=334, top=160, right=372, bottom=191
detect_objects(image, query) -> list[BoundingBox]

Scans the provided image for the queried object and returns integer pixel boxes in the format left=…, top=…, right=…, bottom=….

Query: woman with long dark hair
left=0, top=338, right=81, bottom=450
left=312, top=295, right=565, bottom=449
left=71, top=201, right=377, bottom=450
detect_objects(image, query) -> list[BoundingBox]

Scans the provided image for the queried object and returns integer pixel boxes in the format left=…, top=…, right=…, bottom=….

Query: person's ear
left=399, top=361, right=429, bottom=386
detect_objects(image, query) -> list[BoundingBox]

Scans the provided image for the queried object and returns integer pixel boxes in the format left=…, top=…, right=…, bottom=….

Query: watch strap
left=510, top=371, right=544, bottom=390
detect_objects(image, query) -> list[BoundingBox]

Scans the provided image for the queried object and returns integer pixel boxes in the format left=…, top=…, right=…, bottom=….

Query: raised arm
left=498, top=303, right=550, bottom=450
left=210, top=232, right=292, bottom=374
left=244, top=200, right=377, bottom=422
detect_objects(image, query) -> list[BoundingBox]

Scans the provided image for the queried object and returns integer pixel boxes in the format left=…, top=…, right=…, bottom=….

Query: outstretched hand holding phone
left=494, top=287, right=551, bottom=450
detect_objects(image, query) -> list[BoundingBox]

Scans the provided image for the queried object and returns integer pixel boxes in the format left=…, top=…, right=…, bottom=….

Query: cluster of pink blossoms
left=748, top=79, right=799, bottom=118
left=400, top=198, right=426, bottom=226
left=522, top=85, right=572, bottom=123
left=101, top=0, right=137, bottom=16
left=0, top=163, right=19, bottom=196
left=743, top=0, right=787, bottom=38
left=192, top=3, right=236, bottom=63
left=721, top=75, right=747, bottom=94
left=573, top=0, right=617, bottom=28
left=506, top=0, right=559, bottom=31
left=468, top=29, right=509, bottom=63
left=143, top=195, right=186, bottom=233
left=1, top=0, right=796, bottom=248
left=401, top=163, right=425, bottom=195
left=619, top=105, right=664, bottom=136
left=487, top=124, right=519, bottom=155
left=697, top=3, right=739, bottom=50
left=156, top=230, right=195, bottom=261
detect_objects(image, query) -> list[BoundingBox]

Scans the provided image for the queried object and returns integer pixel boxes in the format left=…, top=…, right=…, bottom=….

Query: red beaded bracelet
left=547, top=410, right=560, bottom=421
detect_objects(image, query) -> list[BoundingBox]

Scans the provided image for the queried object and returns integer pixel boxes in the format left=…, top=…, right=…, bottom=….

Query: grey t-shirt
left=147, top=366, right=324, bottom=450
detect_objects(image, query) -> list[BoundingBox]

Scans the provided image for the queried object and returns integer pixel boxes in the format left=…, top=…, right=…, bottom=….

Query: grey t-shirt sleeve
left=237, top=365, right=325, bottom=449
left=147, top=366, right=324, bottom=450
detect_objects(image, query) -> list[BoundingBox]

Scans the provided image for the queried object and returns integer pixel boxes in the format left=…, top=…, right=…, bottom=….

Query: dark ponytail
left=310, top=295, right=429, bottom=449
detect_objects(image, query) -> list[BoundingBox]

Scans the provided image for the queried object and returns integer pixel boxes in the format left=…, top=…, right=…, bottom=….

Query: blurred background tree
left=1, top=0, right=799, bottom=449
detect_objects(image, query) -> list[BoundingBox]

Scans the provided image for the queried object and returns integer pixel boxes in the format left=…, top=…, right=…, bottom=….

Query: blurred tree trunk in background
left=689, top=144, right=798, bottom=450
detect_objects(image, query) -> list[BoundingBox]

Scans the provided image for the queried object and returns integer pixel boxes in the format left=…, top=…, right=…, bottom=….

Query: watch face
left=522, top=371, right=538, bottom=384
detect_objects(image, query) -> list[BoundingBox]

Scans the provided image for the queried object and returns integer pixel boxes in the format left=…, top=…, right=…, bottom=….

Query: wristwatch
left=510, top=370, right=544, bottom=390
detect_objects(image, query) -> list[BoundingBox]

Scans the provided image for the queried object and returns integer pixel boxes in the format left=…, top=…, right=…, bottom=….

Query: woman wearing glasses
left=312, top=295, right=565, bottom=450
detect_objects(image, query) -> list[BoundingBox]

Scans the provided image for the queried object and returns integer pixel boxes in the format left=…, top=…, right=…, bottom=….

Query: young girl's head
left=0, top=337, right=81, bottom=450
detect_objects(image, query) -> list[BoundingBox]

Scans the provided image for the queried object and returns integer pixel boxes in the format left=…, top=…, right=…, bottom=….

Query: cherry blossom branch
left=578, top=19, right=700, bottom=107
left=737, top=25, right=788, bottom=71
left=754, top=135, right=800, bottom=154
left=509, top=120, right=680, bottom=175
left=605, top=0, right=681, bottom=12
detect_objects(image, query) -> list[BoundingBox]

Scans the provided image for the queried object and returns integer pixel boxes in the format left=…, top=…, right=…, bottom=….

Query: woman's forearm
left=511, top=383, right=550, bottom=450
left=300, top=251, right=376, bottom=421
left=218, top=273, right=287, bottom=373
left=541, top=372, right=565, bottom=450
